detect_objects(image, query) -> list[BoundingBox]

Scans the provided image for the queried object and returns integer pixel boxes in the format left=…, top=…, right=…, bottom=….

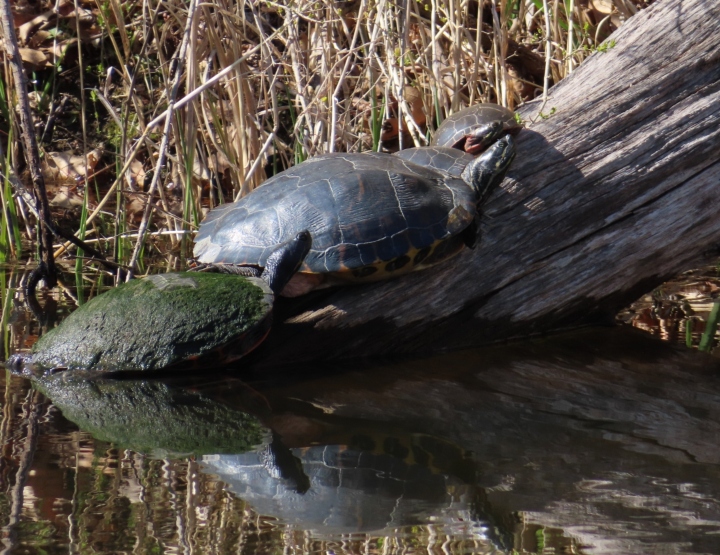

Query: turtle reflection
left=31, top=373, right=510, bottom=545
left=202, top=428, right=489, bottom=536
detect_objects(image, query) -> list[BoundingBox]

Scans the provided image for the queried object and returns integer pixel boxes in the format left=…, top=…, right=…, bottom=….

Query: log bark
left=258, top=0, right=720, bottom=368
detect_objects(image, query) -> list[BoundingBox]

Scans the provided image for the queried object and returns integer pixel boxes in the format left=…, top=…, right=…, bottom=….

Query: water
left=2, top=265, right=720, bottom=554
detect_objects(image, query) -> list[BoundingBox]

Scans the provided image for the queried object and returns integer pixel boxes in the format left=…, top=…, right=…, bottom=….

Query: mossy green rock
left=30, top=272, right=273, bottom=374
left=33, top=375, right=268, bottom=456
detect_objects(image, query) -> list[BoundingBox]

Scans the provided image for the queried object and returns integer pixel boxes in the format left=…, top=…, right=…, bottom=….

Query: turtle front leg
left=462, top=135, right=516, bottom=202
left=461, top=215, right=481, bottom=249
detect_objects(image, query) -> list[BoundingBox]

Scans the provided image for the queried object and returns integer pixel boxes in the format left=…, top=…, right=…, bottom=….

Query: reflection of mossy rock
left=34, top=375, right=268, bottom=457
left=28, top=273, right=273, bottom=374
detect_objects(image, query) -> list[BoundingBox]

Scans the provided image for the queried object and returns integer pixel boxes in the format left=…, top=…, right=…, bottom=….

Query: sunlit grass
left=74, top=188, right=89, bottom=305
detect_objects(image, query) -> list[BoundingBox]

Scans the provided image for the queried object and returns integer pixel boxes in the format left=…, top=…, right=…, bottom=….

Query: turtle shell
left=432, top=103, right=519, bottom=150
left=204, top=435, right=477, bottom=534
left=194, top=152, right=478, bottom=281
left=22, top=273, right=274, bottom=375
left=394, top=146, right=475, bottom=177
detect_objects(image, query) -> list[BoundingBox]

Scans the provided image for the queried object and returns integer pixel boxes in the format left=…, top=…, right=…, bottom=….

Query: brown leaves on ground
left=45, top=148, right=102, bottom=209
left=15, top=0, right=99, bottom=71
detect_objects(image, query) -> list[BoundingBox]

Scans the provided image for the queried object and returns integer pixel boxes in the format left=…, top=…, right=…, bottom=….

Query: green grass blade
left=685, top=317, right=694, bottom=348
left=75, top=186, right=90, bottom=305
left=699, top=300, right=720, bottom=352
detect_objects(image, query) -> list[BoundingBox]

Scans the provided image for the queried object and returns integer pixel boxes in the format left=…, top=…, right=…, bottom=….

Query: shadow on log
left=257, top=0, right=720, bottom=368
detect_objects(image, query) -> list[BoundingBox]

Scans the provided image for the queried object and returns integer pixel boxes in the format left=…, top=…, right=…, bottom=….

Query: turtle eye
left=296, top=230, right=312, bottom=244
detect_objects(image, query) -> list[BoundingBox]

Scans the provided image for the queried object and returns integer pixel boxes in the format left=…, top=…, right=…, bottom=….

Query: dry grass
left=0, top=0, right=652, bottom=274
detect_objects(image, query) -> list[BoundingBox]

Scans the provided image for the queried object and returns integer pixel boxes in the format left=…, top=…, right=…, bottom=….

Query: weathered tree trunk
left=259, top=0, right=720, bottom=368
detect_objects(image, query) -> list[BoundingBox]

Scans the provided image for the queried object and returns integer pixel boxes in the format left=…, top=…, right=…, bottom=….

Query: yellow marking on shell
left=319, top=238, right=466, bottom=284
left=384, top=255, right=411, bottom=273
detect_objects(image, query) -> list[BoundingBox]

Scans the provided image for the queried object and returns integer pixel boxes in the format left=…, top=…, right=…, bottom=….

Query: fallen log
left=257, top=0, right=720, bottom=368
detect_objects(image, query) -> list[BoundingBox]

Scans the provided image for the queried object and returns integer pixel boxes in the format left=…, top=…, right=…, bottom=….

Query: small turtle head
left=462, top=134, right=516, bottom=204
left=261, top=231, right=312, bottom=295
left=460, top=120, right=505, bottom=154
left=4, top=353, right=38, bottom=377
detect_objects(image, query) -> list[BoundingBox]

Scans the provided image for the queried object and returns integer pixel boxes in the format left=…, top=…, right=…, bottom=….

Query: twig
left=567, top=0, right=575, bottom=73
left=533, top=0, right=554, bottom=121
left=329, top=0, right=366, bottom=152
left=127, top=0, right=198, bottom=276
left=491, top=0, right=509, bottom=106
left=0, top=0, right=57, bottom=288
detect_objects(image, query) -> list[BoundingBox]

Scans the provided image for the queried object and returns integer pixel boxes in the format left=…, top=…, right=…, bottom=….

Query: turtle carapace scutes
left=194, top=135, right=515, bottom=297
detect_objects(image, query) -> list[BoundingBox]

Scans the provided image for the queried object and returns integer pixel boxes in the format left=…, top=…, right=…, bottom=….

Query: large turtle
left=432, top=103, right=522, bottom=154
left=193, top=135, right=515, bottom=297
left=6, top=232, right=311, bottom=376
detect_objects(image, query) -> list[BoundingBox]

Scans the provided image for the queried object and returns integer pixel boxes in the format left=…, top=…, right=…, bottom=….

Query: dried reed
left=0, top=0, right=650, bottom=275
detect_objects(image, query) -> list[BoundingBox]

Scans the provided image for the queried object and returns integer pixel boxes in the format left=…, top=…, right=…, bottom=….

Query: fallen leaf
left=590, top=0, right=614, bottom=14
left=50, top=186, right=84, bottom=209
left=43, top=149, right=103, bottom=185
left=123, top=158, right=146, bottom=191
left=49, top=38, right=79, bottom=60
left=19, top=48, right=49, bottom=69
left=18, top=11, right=56, bottom=44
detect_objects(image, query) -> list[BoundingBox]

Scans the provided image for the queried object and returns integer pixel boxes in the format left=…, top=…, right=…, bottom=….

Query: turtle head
left=461, top=134, right=516, bottom=204
left=460, top=120, right=505, bottom=155
left=261, top=231, right=312, bottom=295
left=4, top=353, right=39, bottom=377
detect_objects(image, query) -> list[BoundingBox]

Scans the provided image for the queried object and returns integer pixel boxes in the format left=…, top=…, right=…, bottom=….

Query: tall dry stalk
left=0, top=0, right=650, bottom=281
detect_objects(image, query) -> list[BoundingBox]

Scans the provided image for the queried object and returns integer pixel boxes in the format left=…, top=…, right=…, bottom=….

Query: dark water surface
left=1, top=267, right=720, bottom=554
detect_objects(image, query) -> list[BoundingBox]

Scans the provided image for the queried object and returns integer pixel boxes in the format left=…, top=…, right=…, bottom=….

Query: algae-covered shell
left=25, top=272, right=274, bottom=374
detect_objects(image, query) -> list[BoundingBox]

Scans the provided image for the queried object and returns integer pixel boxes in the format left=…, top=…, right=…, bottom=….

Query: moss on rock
left=31, top=273, right=273, bottom=373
